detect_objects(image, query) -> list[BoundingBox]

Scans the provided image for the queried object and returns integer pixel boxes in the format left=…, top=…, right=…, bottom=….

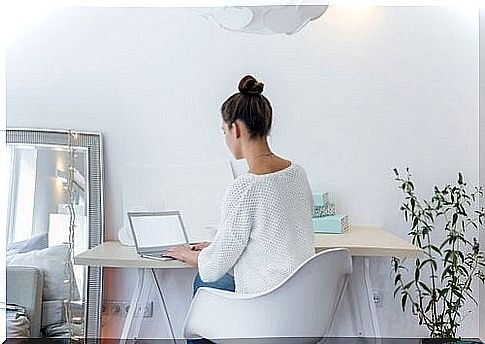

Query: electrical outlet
left=372, top=291, right=382, bottom=308
left=102, top=302, right=120, bottom=315
left=103, top=301, right=152, bottom=317
left=122, top=301, right=153, bottom=318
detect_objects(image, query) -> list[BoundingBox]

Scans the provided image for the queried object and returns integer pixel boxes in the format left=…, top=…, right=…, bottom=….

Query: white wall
left=6, top=6, right=479, bottom=339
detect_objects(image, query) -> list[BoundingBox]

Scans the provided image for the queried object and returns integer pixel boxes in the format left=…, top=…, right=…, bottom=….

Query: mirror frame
left=6, top=128, right=104, bottom=339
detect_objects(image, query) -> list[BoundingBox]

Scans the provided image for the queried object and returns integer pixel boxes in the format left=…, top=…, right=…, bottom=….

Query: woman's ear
left=233, top=120, right=242, bottom=139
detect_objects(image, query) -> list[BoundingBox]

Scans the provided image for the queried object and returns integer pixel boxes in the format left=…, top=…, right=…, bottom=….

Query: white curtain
left=7, top=147, right=38, bottom=244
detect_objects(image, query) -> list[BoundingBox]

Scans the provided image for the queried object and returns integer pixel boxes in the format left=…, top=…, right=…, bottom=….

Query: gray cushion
left=7, top=233, right=48, bottom=255
left=7, top=245, right=80, bottom=301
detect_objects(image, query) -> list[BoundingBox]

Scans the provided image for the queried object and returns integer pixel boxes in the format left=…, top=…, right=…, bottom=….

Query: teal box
left=313, top=214, right=350, bottom=234
left=313, top=203, right=336, bottom=218
left=313, top=192, right=329, bottom=206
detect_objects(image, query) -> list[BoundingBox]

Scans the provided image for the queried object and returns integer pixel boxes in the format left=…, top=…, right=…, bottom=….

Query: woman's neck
left=244, top=139, right=272, bottom=170
left=244, top=139, right=289, bottom=175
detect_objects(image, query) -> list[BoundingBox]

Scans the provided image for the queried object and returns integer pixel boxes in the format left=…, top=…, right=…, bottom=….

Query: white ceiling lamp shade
left=199, top=5, right=329, bottom=35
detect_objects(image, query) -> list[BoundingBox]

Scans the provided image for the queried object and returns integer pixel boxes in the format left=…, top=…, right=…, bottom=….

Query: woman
left=165, top=75, right=315, bottom=296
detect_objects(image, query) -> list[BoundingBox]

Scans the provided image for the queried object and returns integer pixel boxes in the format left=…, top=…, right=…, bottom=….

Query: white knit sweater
left=198, top=162, right=315, bottom=294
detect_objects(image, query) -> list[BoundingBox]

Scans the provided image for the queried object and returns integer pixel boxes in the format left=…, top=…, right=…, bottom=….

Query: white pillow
left=7, top=245, right=80, bottom=301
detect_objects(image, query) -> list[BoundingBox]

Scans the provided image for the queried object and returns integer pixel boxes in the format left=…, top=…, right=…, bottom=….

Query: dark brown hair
left=221, top=75, right=273, bottom=139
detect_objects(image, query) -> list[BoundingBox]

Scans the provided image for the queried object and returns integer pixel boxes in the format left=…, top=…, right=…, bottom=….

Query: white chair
left=183, top=248, right=352, bottom=344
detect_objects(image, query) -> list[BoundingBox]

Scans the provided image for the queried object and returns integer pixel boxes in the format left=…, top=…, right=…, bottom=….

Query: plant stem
left=426, top=233, right=439, bottom=333
left=398, top=275, right=434, bottom=330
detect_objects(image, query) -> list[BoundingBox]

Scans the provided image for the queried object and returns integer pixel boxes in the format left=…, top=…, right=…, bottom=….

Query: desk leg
left=363, top=257, right=381, bottom=343
left=119, top=268, right=147, bottom=343
left=118, top=268, right=177, bottom=343
left=150, top=268, right=178, bottom=343
left=130, top=268, right=153, bottom=340
left=347, top=269, right=365, bottom=337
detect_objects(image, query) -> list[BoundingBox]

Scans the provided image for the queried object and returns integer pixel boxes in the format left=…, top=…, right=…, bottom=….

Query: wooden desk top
left=74, top=225, right=421, bottom=269
left=314, top=225, right=421, bottom=258
left=74, top=240, right=191, bottom=269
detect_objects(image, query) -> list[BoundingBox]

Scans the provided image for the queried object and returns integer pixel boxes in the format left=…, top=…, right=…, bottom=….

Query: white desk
left=74, top=225, right=421, bottom=341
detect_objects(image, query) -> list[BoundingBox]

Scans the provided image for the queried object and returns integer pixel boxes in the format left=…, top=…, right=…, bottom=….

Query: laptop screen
left=129, top=213, right=188, bottom=250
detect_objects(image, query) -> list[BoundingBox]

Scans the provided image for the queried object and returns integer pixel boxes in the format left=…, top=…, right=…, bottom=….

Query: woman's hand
left=193, top=241, right=211, bottom=251
left=164, top=245, right=199, bottom=267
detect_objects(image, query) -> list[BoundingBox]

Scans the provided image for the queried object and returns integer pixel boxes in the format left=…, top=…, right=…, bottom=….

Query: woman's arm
left=198, top=185, right=254, bottom=283
left=164, top=245, right=199, bottom=266
left=164, top=241, right=211, bottom=265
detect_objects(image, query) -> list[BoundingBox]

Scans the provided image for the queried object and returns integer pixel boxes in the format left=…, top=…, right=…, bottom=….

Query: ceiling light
left=199, top=5, right=329, bottom=35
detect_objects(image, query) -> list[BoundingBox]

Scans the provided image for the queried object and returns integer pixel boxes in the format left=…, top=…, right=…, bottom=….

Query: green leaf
left=457, top=265, right=469, bottom=277
left=444, top=250, right=453, bottom=263
left=458, top=235, right=468, bottom=245
left=401, top=293, right=408, bottom=311
left=441, top=265, right=453, bottom=281
left=416, top=235, right=422, bottom=247
left=440, top=237, right=452, bottom=250
left=424, top=300, right=433, bottom=313
left=458, top=172, right=463, bottom=185
left=420, top=258, right=438, bottom=270
left=414, top=267, right=420, bottom=281
left=464, top=289, right=478, bottom=306
left=413, top=217, right=419, bottom=230
left=407, top=181, right=414, bottom=191
left=437, top=288, right=449, bottom=299
left=424, top=212, right=433, bottom=222
left=393, top=286, right=401, bottom=298
left=418, top=281, right=432, bottom=294
left=452, top=213, right=458, bottom=227
left=429, top=245, right=442, bottom=256
left=458, top=204, right=467, bottom=216
left=455, top=250, right=465, bottom=262
left=451, top=288, right=464, bottom=300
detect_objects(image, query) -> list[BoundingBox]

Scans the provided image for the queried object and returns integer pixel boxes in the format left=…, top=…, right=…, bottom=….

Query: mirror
left=5, top=128, right=103, bottom=339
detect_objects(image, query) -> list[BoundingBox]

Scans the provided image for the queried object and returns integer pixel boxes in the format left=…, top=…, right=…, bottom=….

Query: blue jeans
left=187, top=273, right=235, bottom=344
left=192, top=272, right=235, bottom=296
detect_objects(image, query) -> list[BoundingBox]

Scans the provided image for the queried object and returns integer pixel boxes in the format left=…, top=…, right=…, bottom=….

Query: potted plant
left=391, top=168, right=485, bottom=343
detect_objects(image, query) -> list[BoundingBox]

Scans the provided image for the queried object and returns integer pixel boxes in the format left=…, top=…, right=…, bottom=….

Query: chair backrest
left=244, top=248, right=352, bottom=338
left=184, top=248, right=353, bottom=342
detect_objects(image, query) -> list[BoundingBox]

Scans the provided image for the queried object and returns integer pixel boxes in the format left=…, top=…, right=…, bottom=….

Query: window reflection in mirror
left=6, top=144, right=89, bottom=305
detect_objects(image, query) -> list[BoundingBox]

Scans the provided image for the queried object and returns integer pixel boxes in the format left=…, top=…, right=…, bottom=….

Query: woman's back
left=198, top=162, right=315, bottom=294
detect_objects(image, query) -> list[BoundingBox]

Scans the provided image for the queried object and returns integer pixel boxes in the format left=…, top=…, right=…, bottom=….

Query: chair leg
left=325, top=275, right=350, bottom=338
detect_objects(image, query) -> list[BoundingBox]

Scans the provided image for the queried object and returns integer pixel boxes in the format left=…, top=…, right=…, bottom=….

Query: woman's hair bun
left=238, top=75, right=264, bottom=95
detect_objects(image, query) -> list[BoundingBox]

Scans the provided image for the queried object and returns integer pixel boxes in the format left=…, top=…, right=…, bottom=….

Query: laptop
left=127, top=210, right=192, bottom=261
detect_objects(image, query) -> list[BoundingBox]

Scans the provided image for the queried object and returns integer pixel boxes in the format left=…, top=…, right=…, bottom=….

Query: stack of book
left=312, top=192, right=351, bottom=234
